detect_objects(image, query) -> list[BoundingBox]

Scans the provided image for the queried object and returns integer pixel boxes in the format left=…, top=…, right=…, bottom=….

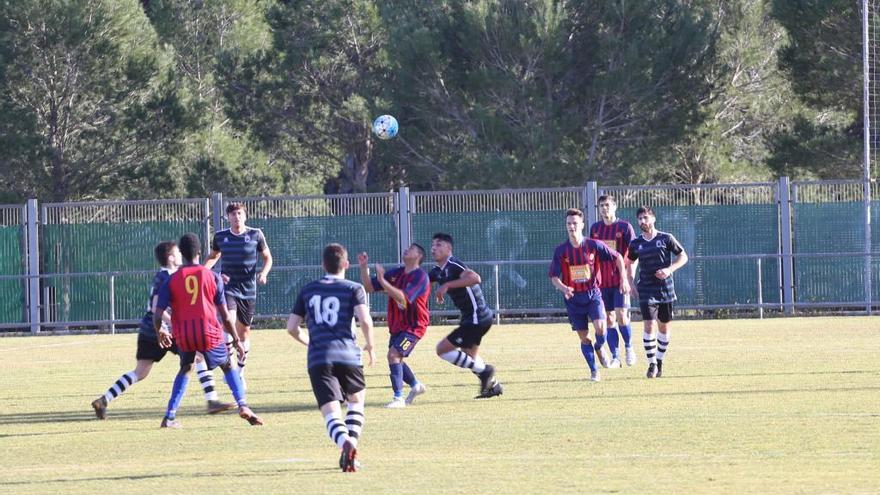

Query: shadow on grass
left=1, top=466, right=336, bottom=486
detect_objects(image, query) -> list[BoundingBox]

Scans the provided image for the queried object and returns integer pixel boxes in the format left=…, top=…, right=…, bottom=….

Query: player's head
left=226, top=202, right=247, bottom=228
left=565, top=208, right=585, bottom=236
left=178, top=233, right=202, bottom=263
left=322, top=243, right=350, bottom=275
left=431, top=233, right=454, bottom=262
left=154, top=241, right=181, bottom=269
left=403, top=242, right=426, bottom=265
left=597, top=195, right=617, bottom=220
left=635, top=206, right=656, bottom=232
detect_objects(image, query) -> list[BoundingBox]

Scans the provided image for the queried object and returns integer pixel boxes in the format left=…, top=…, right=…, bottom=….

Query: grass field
left=2, top=317, right=879, bottom=494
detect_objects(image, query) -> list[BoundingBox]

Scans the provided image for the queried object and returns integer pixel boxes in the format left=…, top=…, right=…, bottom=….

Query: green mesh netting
left=0, top=226, right=25, bottom=324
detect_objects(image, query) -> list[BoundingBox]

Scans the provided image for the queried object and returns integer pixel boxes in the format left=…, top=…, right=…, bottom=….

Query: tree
left=0, top=0, right=189, bottom=201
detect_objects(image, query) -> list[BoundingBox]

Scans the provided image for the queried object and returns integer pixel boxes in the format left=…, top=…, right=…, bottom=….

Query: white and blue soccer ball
left=372, top=114, right=399, bottom=140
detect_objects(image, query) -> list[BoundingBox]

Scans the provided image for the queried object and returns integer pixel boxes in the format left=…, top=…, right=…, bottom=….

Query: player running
left=428, top=233, right=502, bottom=399
left=287, top=243, right=375, bottom=472
left=154, top=233, right=263, bottom=427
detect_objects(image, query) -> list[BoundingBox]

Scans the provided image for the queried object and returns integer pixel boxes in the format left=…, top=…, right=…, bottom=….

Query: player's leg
left=213, top=343, right=262, bottom=425
left=234, top=298, right=255, bottom=378
left=194, top=352, right=234, bottom=414
left=92, top=335, right=168, bottom=419
left=161, top=353, right=195, bottom=428
left=310, top=364, right=360, bottom=472
left=602, top=288, right=621, bottom=367
left=386, top=341, right=406, bottom=407
left=616, top=305, right=636, bottom=366
left=341, top=364, right=367, bottom=471
left=640, top=302, right=659, bottom=378
left=655, top=303, right=674, bottom=378
left=589, top=292, right=610, bottom=369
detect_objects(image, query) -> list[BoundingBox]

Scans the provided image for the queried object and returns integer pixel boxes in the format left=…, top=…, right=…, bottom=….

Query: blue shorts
left=389, top=332, right=420, bottom=357
left=564, top=291, right=606, bottom=331
left=180, top=342, right=229, bottom=370
left=600, top=287, right=630, bottom=312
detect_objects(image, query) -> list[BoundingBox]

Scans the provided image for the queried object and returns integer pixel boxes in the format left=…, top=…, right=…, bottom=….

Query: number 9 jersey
left=292, top=275, right=368, bottom=369
left=156, top=265, right=227, bottom=353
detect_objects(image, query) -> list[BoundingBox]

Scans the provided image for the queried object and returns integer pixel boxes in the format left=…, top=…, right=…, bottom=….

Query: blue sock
left=580, top=343, right=597, bottom=372
left=389, top=363, right=404, bottom=397
left=607, top=326, right=620, bottom=358
left=165, top=373, right=189, bottom=419
left=593, top=333, right=607, bottom=354
left=222, top=367, right=247, bottom=406
left=619, top=323, right=632, bottom=348
left=401, top=362, right=418, bottom=387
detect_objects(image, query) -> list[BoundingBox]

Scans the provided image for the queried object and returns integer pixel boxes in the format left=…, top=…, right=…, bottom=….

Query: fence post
left=26, top=199, right=40, bottom=334
left=396, top=187, right=411, bottom=264
left=584, top=182, right=598, bottom=226
left=108, top=275, right=116, bottom=335
left=864, top=179, right=873, bottom=315
left=778, top=177, right=795, bottom=315
left=494, top=263, right=501, bottom=325
left=202, top=197, right=212, bottom=248
left=756, top=258, right=763, bottom=320
left=211, top=192, right=223, bottom=237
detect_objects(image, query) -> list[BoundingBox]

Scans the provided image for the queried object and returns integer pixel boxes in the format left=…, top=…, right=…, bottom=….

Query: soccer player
left=154, top=233, right=263, bottom=428
left=287, top=243, right=376, bottom=473
left=204, top=202, right=273, bottom=385
left=428, top=233, right=502, bottom=399
left=358, top=244, right=430, bottom=408
left=625, top=206, right=689, bottom=379
left=550, top=208, right=629, bottom=382
left=91, top=241, right=233, bottom=419
left=589, top=195, right=637, bottom=368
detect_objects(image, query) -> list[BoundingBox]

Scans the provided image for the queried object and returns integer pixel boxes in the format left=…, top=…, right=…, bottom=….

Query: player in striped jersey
left=589, top=195, right=637, bottom=368
left=358, top=244, right=431, bottom=408
left=90, top=241, right=233, bottom=419
left=625, top=206, right=689, bottom=378
left=428, top=233, right=502, bottom=399
left=287, top=243, right=375, bottom=472
left=154, top=233, right=262, bottom=428
left=550, top=208, right=629, bottom=382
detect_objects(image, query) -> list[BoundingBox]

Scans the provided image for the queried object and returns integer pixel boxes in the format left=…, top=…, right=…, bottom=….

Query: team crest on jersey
left=656, top=240, right=664, bottom=248
left=244, top=235, right=251, bottom=242
left=616, top=232, right=621, bottom=238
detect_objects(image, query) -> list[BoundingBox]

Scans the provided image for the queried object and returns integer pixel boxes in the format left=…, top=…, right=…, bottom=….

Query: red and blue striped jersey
left=371, top=266, right=430, bottom=338
left=156, top=264, right=226, bottom=353
left=549, top=238, right=620, bottom=293
left=589, top=219, right=635, bottom=288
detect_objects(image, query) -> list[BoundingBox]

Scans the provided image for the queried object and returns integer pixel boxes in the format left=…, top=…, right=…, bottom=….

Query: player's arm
left=286, top=313, right=309, bottom=347
left=354, top=303, right=375, bottom=366
left=625, top=250, right=639, bottom=298
left=203, top=249, right=222, bottom=270
left=435, top=266, right=480, bottom=302
left=150, top=294, right=173, bottom=326
left=257, top=232, right=272, bottom=284
left=548, top=250, right=574, bottom=299
left=375, top=264, right=407, bottom=307
left=656, top=235, right=688, bottom=280
left=357, top=252, right=377, bottom=293
left=152, top=281, right=173, bottom=348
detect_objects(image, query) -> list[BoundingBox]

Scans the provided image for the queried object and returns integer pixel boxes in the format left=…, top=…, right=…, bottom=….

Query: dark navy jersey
left=138, top=268, right=173, bottom=340
left=292, top=275, right=367, bottom=368
left=211, top=227, right=267, bottom=300
left=429, top=256, right=492, bottom=324
left=628, top=231, right=685, bottom=303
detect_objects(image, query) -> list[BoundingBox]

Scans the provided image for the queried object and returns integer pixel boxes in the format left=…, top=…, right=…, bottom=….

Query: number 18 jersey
left=292, top=275, right=368, bottom=369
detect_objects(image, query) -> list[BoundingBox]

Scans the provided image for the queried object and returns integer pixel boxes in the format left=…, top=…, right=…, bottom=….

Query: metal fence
left=1, top=178, right=877, bottom=333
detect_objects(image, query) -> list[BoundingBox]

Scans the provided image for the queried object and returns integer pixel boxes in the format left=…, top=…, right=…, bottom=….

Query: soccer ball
left=372, top=115, right=398, bottom=140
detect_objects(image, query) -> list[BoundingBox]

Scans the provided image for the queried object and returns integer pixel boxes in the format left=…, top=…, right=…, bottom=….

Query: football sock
left=593, top=333, right=607, bottom=353
left=606, top=326, right=620, bottom=359
left=619, top=323, right=633, bottom=348
left=222, top=367, right=247, bottom=407
left=195, top=359, right=218, bottom=401
left=345, top=402, right=365, bottom=447
left=103, top=371, right=138, bottom=403
left=469, top=354, right=487, bottom=374
left=164, top=373, right=189, bottom=420
left=643, top=331, right=657, bottom=364
left=580, top=343, right=597, bottom=372
left=657, top=333, right=669, bottom=361
left=401, top=362, right=418, bottom=387
left=325, top=412, right=352, bottom=449
left=440, top=349, right=476, bottom=370
left=389, top=363, right=404, bottom=398
left=238, top=339, right=250, bottom=370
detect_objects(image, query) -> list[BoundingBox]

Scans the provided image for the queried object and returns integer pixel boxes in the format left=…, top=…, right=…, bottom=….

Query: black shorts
left=446, top=317, right=493, bottom=349
left=225, top=294, right=256, bottom=327
left=639, top=301, right=674, bottom=323
left=308, top=364, right=366, bottom=407
left=135, top=336, right=178, bottom=362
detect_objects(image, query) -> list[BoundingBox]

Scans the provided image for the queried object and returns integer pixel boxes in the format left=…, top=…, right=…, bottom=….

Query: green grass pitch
left=1, top=317, right=878, bottom=494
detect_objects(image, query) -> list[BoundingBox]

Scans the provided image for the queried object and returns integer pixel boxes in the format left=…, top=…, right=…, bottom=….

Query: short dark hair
left=411, top=243, right=426, bottom=262
left=226, top=202, right=246, bottom=215
left=323, top=243, right=348, bottom=274
left=566, top=208, right=584, bottom=219
left=154, top=241, right=177, bottom=267
left=597, top=194, right=616, bottom=204
left=178, top=233, right=201, bottom=262
left=432, top=232, right=454, bottom=246
left=636, top=205, right=655, bottom=217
